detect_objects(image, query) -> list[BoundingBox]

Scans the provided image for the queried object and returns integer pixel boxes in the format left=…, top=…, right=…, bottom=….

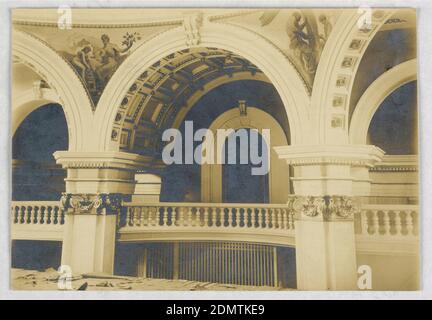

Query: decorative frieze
left=60, top=193, right=123, bottom=215
left=289, top=195, right=358, bottom=221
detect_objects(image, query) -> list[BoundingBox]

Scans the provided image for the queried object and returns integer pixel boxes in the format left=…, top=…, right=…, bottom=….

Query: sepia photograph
left=9, top=6, right=420, bottom=293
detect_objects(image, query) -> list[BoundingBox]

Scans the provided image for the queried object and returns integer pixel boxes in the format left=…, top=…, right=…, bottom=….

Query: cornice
left=13, top=20, right=183, bottom=29
left=53, top=151, right=154, bottom=170
left=274, top=145, right=385, bottom=167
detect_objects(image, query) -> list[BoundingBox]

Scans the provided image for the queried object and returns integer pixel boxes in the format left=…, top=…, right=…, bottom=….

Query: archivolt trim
left=349, top=59, right=417, bottom=144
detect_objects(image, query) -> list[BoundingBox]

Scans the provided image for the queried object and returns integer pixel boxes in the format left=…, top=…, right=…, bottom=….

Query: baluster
left=133, top=207, right=140, bottom=227
left=53, top=206, right=59, bottom=225
left=178, top=207, right=185, bottom=226
left=406, top=210, right=414, bottom=236
left=187, top=207, right=193, bottom=226
left=244, top=208, right=249, bottom=228
left=26, top=206, right=33, bottom=224
left=257, top=209, right=263, bottom=228
left=383, top=210, right=390, bottom=235
left=30, top=206, right=36, bottom=224
left=60, top=207, right=65, bottom=225
left=228, top=208, right=233, bottom=227
left=19, top=206, right=25, bottom=224
left=394, top=210, right=402, bottom=235
left=202, top=207, right=208, bottom=227
left=373, top=211, right=380, bottom=235
left=47, top=206, right=53, bottom=224
left=162, top=207, right=169, bottom=226
left=193, top=207, right=198, bottom=227
left=134, top=207, right=139, bottom=227
left=270, top=208, right=276, bottom=229
left=12, top=206, right=18, bottom=224
left=277, top=208, right=282, bottom=229
left=125, top=207, right=131, bottom=226
left=283, top=210, right=289, bottom=229
left=264, top=208, right=270, bottom=228
left=280, top=209, right=286, bottom=229
left=360, top=210, right=369, bottom=235
left=251, top=208, right=256, bottom=228
left=235, top=208, right=241, bottom=227
left=38, top=206, right=44, bottom=224
left=153, top=207, right=159, bottom=226
left=211, top=207, right=218, bottom=227
left=289, top=211, right=295, bottom=229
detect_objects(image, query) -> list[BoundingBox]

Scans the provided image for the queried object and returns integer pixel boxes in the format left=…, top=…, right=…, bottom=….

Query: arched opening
left=114, top=48, right=296, bottom=289
left=159, top=80, right=290, bottom=203
left=367, top=81, right=417, bottom=155
left=12, top=103, right=68, bottom=200
left=12, top=103, right=68, bottom=271
left=222, top=129, right=269, bottom=203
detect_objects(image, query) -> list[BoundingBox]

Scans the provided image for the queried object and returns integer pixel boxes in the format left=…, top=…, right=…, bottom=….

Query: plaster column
left=275, top=145, right=384, bottom=290
left=54, top=151, right=152, bottom=275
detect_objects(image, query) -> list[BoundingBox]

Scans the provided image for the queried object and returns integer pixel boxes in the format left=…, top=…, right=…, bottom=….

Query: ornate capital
left=289, top=195, right=358, bottom=221
left=60, top=193, right=122, bottom=215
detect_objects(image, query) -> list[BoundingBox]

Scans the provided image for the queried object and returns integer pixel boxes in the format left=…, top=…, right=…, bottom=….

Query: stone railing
left=11, top=201, right=65, bottom=240
left=118, top=202, right=296, bottom=245
left=354, top=204, right=418, bottom=237
left=11, top=201, right=64, bottom=225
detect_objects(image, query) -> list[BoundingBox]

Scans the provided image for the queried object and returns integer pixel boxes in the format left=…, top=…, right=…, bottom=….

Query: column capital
left=274, top=144, right=385, bottom=168
left=53, top=151, right=154, bottom=194
left=289, top=195, right=359, bottom=222
left=60, top=193, right=123, bottom=215
left=53, top=151, right=153, bottom=171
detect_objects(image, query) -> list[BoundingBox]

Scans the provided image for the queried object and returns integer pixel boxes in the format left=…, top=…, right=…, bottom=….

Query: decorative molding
left=13, top=20, right=183, bottom=29
left=183, top=13, right=203, bottom=47
left=289, top=195, right=358, bottom=221
left=217, top=21, right=311, bottom=95
left=274, top=145, right=385, bottom=168
left=54, top=151, right=154, bottom=170
left=60, top=193, right=122, bottom=215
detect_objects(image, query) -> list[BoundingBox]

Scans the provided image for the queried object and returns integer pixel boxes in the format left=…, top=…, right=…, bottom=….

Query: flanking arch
left=13, top=31, right=94, bottom=150
left=201, top=107, right=289, bottom=203
left=12, top=88, right=60, bottom=136
left=349, top=59, right=417, bottom=145
left=311, top=9, right=395, bottom=144
left=95, top=21, right=310, bottom=152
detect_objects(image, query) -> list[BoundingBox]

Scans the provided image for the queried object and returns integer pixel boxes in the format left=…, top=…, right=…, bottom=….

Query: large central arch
left=95, top=21, right=310, bottom=151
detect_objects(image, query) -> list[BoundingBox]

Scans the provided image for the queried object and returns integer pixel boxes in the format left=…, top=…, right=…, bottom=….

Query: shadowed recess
left=160, top=80, right=287, bottom=202
left=12, top=104, right=68, bottom=200
left=368, top=81, right=417, bottom=155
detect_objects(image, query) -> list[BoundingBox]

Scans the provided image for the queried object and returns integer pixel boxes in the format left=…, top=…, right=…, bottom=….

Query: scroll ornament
left=60, top=193, right=122, bottom=215
left=289, top=195, right=358, bottom=220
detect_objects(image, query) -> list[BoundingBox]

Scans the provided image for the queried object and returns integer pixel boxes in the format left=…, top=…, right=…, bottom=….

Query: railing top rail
left=11, top=201, right=60, bottom=207
left=359, top=204, right=418, bottom=211
left=123, top=201, right=290, bottom=209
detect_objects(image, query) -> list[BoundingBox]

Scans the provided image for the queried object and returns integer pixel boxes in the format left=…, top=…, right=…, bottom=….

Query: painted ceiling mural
left=216, top=9, right=340, bottom=91
left=14, top=22, right=179, bottom=108
left=13, top=9, right=340, bottom=109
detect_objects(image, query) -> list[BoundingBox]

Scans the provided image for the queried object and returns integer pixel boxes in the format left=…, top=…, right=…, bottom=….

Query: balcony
left=118, top=202, right=296, bottom=246
left=10, top=201, right=419, bottom=255
left=11, top=201, right=65, bottom=241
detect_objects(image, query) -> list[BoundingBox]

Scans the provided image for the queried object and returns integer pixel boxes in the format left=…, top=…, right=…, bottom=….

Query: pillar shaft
left=276, top=144, right=384, bottom=290
left=54, top=151, right=153, bottom=276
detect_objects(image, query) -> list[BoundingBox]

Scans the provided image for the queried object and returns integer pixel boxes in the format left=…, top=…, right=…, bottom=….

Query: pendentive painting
left=11, top=8, right=419, bottom=291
